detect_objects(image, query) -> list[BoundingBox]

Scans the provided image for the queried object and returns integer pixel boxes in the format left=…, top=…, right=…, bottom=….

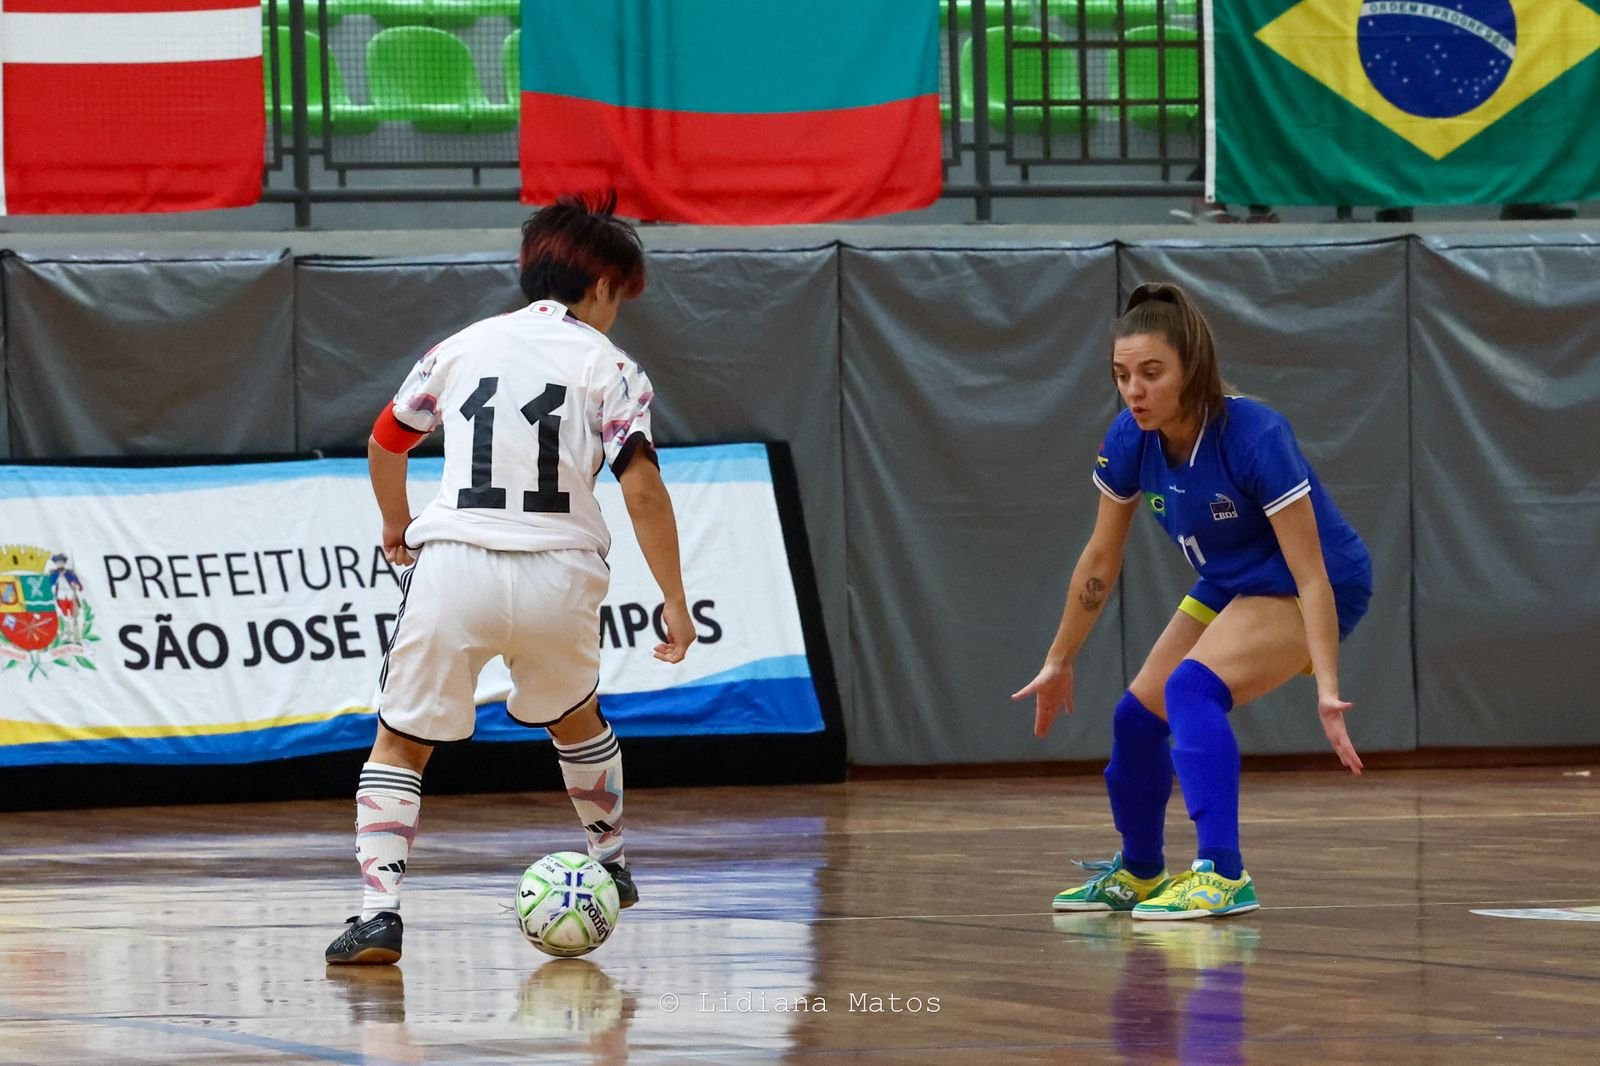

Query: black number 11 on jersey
left=457, top=376, right=572, bottom=514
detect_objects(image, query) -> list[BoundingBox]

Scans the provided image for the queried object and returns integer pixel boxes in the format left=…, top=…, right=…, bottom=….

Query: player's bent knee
left=1113, top=690, right=1170, bottom=737
left=545, top=696, right=604, bottom=745
left=1164, top=659, right=1236, bottom=719
left=372, top=720, right=435, bottom=773
left=1126, top=677, right=1168, bottom=719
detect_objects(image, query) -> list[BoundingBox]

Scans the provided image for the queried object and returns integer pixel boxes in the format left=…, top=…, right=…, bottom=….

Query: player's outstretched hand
left=381, top=520, right=415, bottom=567
left=654, top=599, right=696, bottom=664
left=1318, top=693, right=1363, bottom=775
left=1011, top=661, right=1075, bottom=739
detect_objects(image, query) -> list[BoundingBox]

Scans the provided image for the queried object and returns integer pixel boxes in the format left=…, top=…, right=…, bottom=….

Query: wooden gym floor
left=1, top=765, right=1598, bottom=1064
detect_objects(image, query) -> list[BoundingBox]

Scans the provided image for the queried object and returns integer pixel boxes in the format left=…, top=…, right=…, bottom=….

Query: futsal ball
left=516, top=851, right=621, bottom=958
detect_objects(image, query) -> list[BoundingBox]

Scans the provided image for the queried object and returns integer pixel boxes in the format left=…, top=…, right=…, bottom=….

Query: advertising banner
left=0, top=444, right=825, bottom=766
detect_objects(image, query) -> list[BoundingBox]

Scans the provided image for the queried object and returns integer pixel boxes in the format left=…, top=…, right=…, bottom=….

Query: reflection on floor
left=2, top=766, right=1599, bottom=1063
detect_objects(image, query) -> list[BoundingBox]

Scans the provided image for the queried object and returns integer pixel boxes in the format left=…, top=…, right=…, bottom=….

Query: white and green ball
left=516, top=851, right=621, bottom=958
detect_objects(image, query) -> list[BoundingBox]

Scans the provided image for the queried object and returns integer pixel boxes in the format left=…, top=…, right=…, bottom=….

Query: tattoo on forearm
left=1079, top=577, right=1107, bottom=612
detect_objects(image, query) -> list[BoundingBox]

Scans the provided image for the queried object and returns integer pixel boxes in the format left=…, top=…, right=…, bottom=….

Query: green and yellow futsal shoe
left=1130, top=859, right=1259, bottom=921
left=1052, top=853, right=1170, bottom=912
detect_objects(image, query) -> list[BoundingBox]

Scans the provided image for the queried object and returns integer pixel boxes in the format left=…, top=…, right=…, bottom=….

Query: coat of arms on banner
left=0, top=545, right=98, bottom=680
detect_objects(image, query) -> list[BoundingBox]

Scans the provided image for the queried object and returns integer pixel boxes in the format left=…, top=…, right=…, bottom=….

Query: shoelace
left=1151, top=870, right=1196, bottom=901
left=1071, top=857, right=1120, bottom=890
left=333, top=915, right=379, bottom=946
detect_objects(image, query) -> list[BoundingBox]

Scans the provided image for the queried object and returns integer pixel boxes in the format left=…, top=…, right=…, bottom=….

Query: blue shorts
left=1178, top=576, right=1371, bottom=641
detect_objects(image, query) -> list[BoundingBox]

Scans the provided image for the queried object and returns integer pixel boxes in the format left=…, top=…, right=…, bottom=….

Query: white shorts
left=377, top=541, right=609, bottom=742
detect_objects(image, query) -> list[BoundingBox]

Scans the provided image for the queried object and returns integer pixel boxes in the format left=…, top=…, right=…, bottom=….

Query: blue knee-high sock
left=1166, top=660, right=1243, bottom=880
left=1103, top=691, right=1173, bottom=880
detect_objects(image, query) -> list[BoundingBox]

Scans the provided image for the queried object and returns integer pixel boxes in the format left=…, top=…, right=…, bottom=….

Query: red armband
left=371, top=407, right=430, bottom=453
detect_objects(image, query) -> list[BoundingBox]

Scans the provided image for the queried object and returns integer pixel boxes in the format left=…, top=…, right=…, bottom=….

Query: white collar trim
left=1188, top=410, right=1208, bottom=468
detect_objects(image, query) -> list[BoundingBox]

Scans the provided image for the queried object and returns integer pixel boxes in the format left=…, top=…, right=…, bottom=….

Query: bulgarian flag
left=0, top=0, right=262, bottom=215
left=518, top=0, right=942, bottom=224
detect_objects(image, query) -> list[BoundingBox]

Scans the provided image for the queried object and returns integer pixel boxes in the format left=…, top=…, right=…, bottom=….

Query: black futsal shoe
left=604, top=862, right=639, bottom=909
left=325, top=911, right=403, bottom=965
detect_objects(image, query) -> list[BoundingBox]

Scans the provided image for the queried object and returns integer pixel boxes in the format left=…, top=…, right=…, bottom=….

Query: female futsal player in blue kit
left=1014, top=281, right=1372, bottom=919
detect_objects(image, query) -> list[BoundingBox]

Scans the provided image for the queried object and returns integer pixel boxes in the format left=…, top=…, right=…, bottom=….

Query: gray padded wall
left=840, top=244, right=1124, bottom=765
left=296, top=256, right=521, bottom=450
left=608, top=248, right=851, bottom=734
left=0, top=267, right=9, bottom=460
left=1119, top=241, right=1416, bottom=755
left=4, top=253, right=293, bottom=456
left=2, top=231, right=1597, bottom=762
left=1412, top=239, right=1600, bottom=747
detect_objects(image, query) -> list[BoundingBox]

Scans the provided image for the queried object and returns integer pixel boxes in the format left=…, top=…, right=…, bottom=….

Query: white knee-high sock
left=554, top=726, right=626, bottom=867
left=355, top=761, right=422, bottom=919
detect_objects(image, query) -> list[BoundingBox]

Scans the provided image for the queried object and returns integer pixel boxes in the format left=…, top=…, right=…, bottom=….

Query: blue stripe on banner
left=607, top=674, right=824, bottom=735
left=671, top=654, right=810, bottom=689
left=0, top=710, right=383, bottom=768
left=600, top=443, right=772, bottom=485
left=479, top=675, right=826, bottom=741
left=0, top=443, right=769, bottom=500
left=0, top=673, right=823, bottom=766
left=0, top=460, right=366, bottom=499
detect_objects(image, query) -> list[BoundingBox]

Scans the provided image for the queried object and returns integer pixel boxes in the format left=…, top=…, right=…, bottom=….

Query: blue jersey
left=1093, top=397, right=1370, bottom=598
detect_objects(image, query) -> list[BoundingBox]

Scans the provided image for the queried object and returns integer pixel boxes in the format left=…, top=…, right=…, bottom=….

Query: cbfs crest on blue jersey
left=1093, top=397, right=1369, bottom=599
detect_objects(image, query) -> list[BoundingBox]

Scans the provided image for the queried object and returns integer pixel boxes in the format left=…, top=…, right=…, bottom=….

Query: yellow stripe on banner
left=1178, top=595, right=1218, bottom=626
left=0, top=705, right=375, bottom=747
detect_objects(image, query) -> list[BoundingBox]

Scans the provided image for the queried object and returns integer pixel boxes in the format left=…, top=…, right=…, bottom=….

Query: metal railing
left=262, top=0, right=1203, bottom=225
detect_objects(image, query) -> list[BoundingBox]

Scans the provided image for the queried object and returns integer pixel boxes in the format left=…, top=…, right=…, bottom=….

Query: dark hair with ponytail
left=1115, top=282, right=1228, bottom=425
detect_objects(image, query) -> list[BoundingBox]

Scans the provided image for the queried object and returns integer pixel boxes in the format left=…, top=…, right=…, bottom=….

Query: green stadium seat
left=348, top=0, right=480, bottom=29
left=262, top=28, right=378, bottom=136
left=419, top=0, right=515, bottom=28
left=939, top=0, right=1037, bottom=31
left=963, top=26, right=1091, bottom=136
left=958, top=36, right=975, bottom=121
left=1103, top=25, right=1198, bottom=131
left=940, top=33, right=973, bottom=124
left=476, top=0, right=520, bottom=20
left=365, top=0, right=433, bottom=27
left=366, top=26, right=518, bottom=133
left=1043, top=0, right=1196, bottom=31
left=502, top=30, right=520, bottom=104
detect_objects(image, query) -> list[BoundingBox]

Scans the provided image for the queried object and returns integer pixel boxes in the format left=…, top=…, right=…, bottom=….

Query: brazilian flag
left=1209, top=1, right=1600, bottom=205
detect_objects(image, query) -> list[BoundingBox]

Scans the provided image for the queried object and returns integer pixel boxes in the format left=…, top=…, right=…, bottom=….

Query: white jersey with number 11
left=390, top=299, right=654, bottom=557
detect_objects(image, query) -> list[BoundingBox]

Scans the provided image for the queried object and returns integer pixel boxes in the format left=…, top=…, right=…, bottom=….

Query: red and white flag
left=0, top=0, right=262, bottom=215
